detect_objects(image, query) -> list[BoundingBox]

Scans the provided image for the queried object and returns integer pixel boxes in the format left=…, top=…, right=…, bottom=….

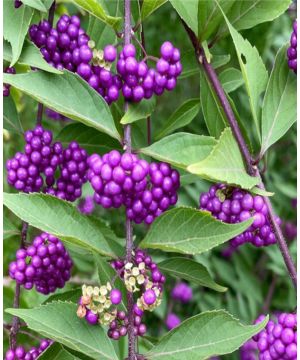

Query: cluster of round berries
left=78, top=196, right=95, bottom=215
left=14, top=0, right=23, bottom=8
left=253, top=313, right=297, bottom=359
left=6, top=126, right=88, bottom=202
left=199, top=184, right=281, bottom=249
left=87, top=150, right=180, bottom=224
left=116, top=41, right=182, bottom=102
left=45, top=108, right=69, bottom=122
left=287, top=20, right=297, bottom=73
left=9, top=232, right=72, bottom=295
left=171, top=282, right=193, bottom=303
left=165, top=312, right=181, bottom=330
left=3, top=67, right=16, bottom=97
left=5, top=339, right=52, bottom=360
left=240, top=339, right=258, bottom=360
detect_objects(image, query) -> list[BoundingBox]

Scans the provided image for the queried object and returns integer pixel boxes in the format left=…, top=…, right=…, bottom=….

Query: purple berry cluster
left=199, top=184, right=281, bottom=249
left=5, top=339, right=52, bottom=360
left=165, top=312, right=181, bottom=330
left=87, top=150, right=180, bottom=224
left=14, top=0, right=23, bottom=8
left=253, top=313, right=297, bottom=359
left=171, top=282, right=193, bottom=303
left=45, top=141, right=88, bottom=201
left=240, top=339, right=258, bottom=360
left=9, top=232, right=73, bottom=295
left=78, top=195, right=95, bottom=215
left=287, top=20, right=297, bottom=73
left=3, top=67, right=16, bottom=97
left=117, top=42, right=182, bottom=102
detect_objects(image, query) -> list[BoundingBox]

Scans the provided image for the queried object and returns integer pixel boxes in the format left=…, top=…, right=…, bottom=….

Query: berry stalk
left=123, top=0, right=136, bottom=358
left=181, top=20, right=297, bottom=289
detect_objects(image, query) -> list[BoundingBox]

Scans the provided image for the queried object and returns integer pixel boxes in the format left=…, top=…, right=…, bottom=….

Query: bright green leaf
left=140, top=132, right=217, bottom=170
left=141, top=0, right=167, bottom=20
left=3, top=71, right=121, bottom=141
left=219, top=68, right=244, bottom=93
left=3, top=40, right=62, bottom=74
left=121, top=97, right=156, bottom=125
left=155, top=99, right=200, bottom=140
left=261, top=43, right=297, bottom=155
left=3, top=96, right=23, bottom=134
left=20, top=0, right=47, bottom=12
left=3, top=193, right=119, bottom=258
left=145, top=310, right=268, bottom=359
left=188, top=128, right=259, bottom=189
left=43, top=289, right=82, bottom=305
left=6, top=302, right=118, bottom=360
left=3, top=1, right=33, bottom=66
left=250, top=187, right=274, bottom=197
left=87, top=14, right=116, bottom=49
left=169, top=0, right=198, bottom=36
left=158, top=257, right=227, bottom=292
left=140, top=207, right=253, bottom=254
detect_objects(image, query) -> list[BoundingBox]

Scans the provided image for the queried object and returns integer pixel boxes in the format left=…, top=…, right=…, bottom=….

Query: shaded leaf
left=169, top=0, right=198, bottom=36
left=20, top=0, right=47, bottom=12
left=37, top=343, right=80, bottom=360
left=121, top=98, right=156, bottom=125
left=87, top=14, right=116, bottom=49
left=141, top=0, right=167, bottom=20
left=3, top=96, right=23, bottom=134
left=4, top=215, right=20, bottom=240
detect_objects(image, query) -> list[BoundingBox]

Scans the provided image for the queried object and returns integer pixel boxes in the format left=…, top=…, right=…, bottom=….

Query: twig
left=181, top=19, right=297, bottom=290
left=262, top=276, right=277, bottom=313
left=36, top=103, right=44, bottom=125
left=132, top=34, right=147, bottom=57
left=142, top=55, right=159, bottom=63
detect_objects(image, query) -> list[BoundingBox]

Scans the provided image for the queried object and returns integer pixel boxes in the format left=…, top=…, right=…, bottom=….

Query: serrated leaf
left=56, top=123, right=121, bottom=155
left=140, top=133, right=217, bottom=170
left=20, top=0, right=47, bottom=12
left=140, top=207, right=253, bottom=254
left=3, top=1, right=33, bottom=66
left=219, top=68, right=244, bottom=93
left=158, top=257, right=227, bottom=292
left=200, top=68, right=227, bottom=137
left=218, top=3, right=268, bottom=140
left=72, top=0, right=122, bottom=30
left=120, top=97, right=156, bottom=125
left=37, top=343, right=80, bottom=360
left=4, top=215, right=20, bottom=240
left=141, top=0, right=167, bottom=20
left=3, top=40, right=62, bottom=74
left=260, top=43, right=297, bottom=156
left=145, top=310, right=268, bottom=359
left=3, top=71, right=120, bottom=141
left=188, top=128, right=259, bottom=189
left=3, top=193, right=118, bottom=258
left=6, top=302, right=118, bottom=360
left=169, top=0, right=198, bottom=36
left=3, top=96, right=23, bottom=134
left=155, top=99, right=200, bottom=140
left=43, top=289, right=82, bottom=305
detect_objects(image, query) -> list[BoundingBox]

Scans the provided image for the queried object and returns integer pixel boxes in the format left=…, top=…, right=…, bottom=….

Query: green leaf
left=37, top=343, right=80, bottom=360
left=3, top=1, right=33, bottom=66
left=43, top=289, right=82, bottom=305
left=188, top=128, right=259, bottom=189
left=169, top=0, right=198, bottom=36
left=87, top=14, right=116, bottom=49
left=120, top=97, right=156, bottom=125
left=158, top=257, right=227, bottom=292
left=72, top=0, right=122, bottom=30
left=140, top=133, right=217, bottom=170
left=56, top=123, right=121, bottom=155
left=20, top=0, right=47, bottom=12
left=200, top=68, right=227, bottom=137
left=250, top=187, right=274, bottom=197
left=140, top=207, right=253, bottom=254
left=219, top=4, right=268, bottom=140
left=260, top=43, right=297, bottom=156
left=141, top=0, right=167, bottom=20
left=3, top=96, right=23, bottom=134
left=145, top=310, right=268, bottom=359
left=3, top=71, right=120, bottom=141
left=3, top=40, right=62, bottom=74
left=6, top=302, right=118, bottom=360
left=3, top=193, right=118, bottom=258
left=4, top=215, right=20, bottom=240
left=219, top=68, right=244, bottom=93
left=155, top=99, right=200, bottom=140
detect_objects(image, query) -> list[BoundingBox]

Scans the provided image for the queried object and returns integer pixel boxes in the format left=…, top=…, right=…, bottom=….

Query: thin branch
left=132, top=34, right=147, bottom=57
left=36, top=103, right=43, bottom=125
left=181, top=19, right=297, bottom=290
left=262, top=275, right=277, bottom=313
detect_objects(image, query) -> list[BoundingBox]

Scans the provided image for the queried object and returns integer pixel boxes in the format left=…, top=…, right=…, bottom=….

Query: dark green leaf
left=121, top=97, right=156, bottom=125
left=4, top=215, right=20, bottom=240
left=37, top=343, right=80, bottom=360
left=169, top=0, right=198, bottom=36
left=3, top=96, right=23, bottom=134
left=141, top=0, right=167, bottom=20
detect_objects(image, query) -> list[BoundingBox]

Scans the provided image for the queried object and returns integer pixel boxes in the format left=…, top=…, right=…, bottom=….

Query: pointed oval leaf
left=37, top=343, right=80, bottom=360
left=187, top=128, right=259, bottom=189
left=20, top=0, right=47, bottom=12
left=121, top=98, right=156, bottom=125
left=140, top=133, right=217, bottom=170
left=3, top=193, right=118, bottom=258
left=155, top=99, right=200, bottom=140
left=4, top=215, right=21, bottom=240
left=261, top=43, right=297, bottom=156
left=140, top=207, right=253, bottom=254
left=219, top=68, right=244, bottom=93
left=3, top=71, right=120, bottom=141
left=158, top=257, right=227, bottom=292
left=169, top=0, right=198, bottom=36
left=145, top=310, right=268, bottom=359
left=141, top=0, right=167, bottom=20
left=3, top=96, right=23, bottom=134
left=6, top=302, right=118, bottom=360
left=3, top=1, right=33, bottom=66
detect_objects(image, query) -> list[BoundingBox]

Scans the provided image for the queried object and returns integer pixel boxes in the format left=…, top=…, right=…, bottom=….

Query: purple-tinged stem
left=9, top=221, right=28, bottom=349
left=36, top=103, right=44, bottom=125
left=123, top=1, right=136, bottom=359
left=48, top=1, right=56, bottom=26
left=182, top=20, right=297, bottom=290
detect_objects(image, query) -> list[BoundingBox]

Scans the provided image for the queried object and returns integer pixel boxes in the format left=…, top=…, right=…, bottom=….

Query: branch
left=181, top=20, right=297, bottom=290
